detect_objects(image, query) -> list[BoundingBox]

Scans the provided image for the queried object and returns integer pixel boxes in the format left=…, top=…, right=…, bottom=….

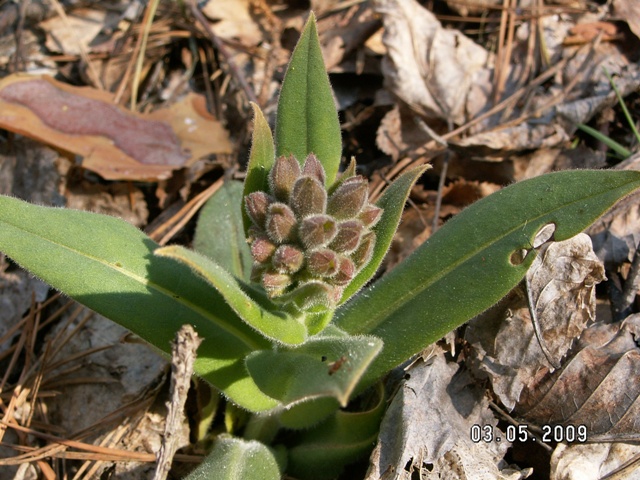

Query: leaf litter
left=0, top=0, right=640, bottom=478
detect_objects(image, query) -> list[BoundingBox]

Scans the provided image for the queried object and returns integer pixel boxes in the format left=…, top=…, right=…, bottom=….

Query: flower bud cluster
left=245, top=154, right=382, bottom=311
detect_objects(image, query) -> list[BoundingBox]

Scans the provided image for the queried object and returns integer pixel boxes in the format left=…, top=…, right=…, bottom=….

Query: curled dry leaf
left=587, top=189, right=640, bottom=268
left=551, top=441, right=640, bottom=480
left=465, top=233, right=605, bottom=410
left=375, top=0, right=491, bottom=125
left=526, top=232, right=605, bottom=367
left=613, top=0, right=640, bottom=40
left=518, top=314, right=640, bottom=442
left=365, top=346, right=513, bottom=479
left=0, top=75, right=232, bottom=181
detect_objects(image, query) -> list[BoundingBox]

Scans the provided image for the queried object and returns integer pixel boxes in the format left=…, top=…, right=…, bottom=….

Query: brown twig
left=154, top=325, right=202, bottom=480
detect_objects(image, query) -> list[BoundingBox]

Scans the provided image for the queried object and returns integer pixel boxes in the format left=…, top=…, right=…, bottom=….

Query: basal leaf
left=341, top=165, right=429, bottom=302
left=194, top=181, right=252, bottom=281
left=244, top=103, right=275, bottom=232
left=275, top=13, right=341, bottom=185
left=185, top=436, right=282, bottom=480
left=155, top=245, right=308, bottom=345
left=335, top=170, right=640, bottom=386
left=245, top=335, right=382, bottom=414
left=287, top=384, right=385, bottom=480
left=0, top=195, right=277, bottom=412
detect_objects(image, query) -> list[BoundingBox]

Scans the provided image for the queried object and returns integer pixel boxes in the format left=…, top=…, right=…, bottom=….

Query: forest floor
left=1, top=0, right=640, bottom=479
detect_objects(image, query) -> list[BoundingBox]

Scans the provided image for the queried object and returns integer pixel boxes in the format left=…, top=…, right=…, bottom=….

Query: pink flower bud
left=265, top=203, right=297, bottom=243
left=291, top=176, right=327, bottom=218
left=306, top=248, right=339, bottom=277
left=359, top=204, right=383, bottom=228
left=262, top=271, right=292, bottom=297
left=245, top=191, right=272, bottom=229
left=302, top=154, right=326, bottom=186
left=327, top=176, right=368, bottom=219
left=299, top=214, right=337, bottom=249
left=329, top=220, right=364, bottom=254
left=272, top=244, right=304, bottom=273
left=332, top=256, right=356, bottom=286
left=352, top=231, right=375, bottom=269
left=250, top=236, right=276, bottom=263
left=269, top=155, right=301, bottom=201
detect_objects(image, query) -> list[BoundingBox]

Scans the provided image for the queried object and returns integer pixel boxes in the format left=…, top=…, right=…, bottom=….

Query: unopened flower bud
left=266, top=203, right=297, bottom=243
left=327, top=176, right=368, bottom=219
left=291, top=176, right=327, bottom=218
left=245, top=191, right=272, bottom=229
left=272, top=245, right=304, bottom=273
left=281, top=281, right=338, bottom=311
left=299, top=214, right=337, bottom=249
left=332, top=256, right=356, bottom=286
left=262, top=271, right=293, bottom=296
left=329, top=220, right=364, bottom=254
left=269, top=155, right=301, bottom=201
left=352, top=231, right=375, bottom=269
left=307, top=248, right=339, bottom=277
left=302, top=154, right=325, bottom=185
left=359, top=204, right=383, bottom=228
left=250, top=236, right=276, bottom=263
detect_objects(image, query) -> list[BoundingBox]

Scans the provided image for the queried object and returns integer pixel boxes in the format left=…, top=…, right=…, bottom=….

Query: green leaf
left=245, top=335, right=382, bottom=416
left=185, top=436, right=283, bottom=480
left=335, top=169, right=640, bottom=385
left=155, top=245, right=308, bottom=345
left=275, top=13, right=341, bottom=185
left=0, top=195, right=277, bottom=412
left=341, top=165, right=429, bottom=302
left=194, top=181, right=253, bottom=281
left=244, top=103, right=276, bottom=234
left=287, top=384, right=385, bottom=479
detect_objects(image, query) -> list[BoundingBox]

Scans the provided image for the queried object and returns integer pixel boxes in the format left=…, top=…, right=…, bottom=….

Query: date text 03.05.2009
left=470, top=424, right=587, bottom=444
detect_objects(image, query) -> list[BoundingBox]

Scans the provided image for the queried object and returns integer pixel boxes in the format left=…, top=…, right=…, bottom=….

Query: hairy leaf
left=155, top=245, right=308, bottom=345
left=245, top=335, right=382, bottom=415
left=194, top=181, right=253, bottom=281
left=185, top=436, right=282, bottom=480
left=275, top=13, right=341, bottom=185
left=335, top=169, right=640, bottom=386
left=287, top=384, right=385, bottom=480
left=244, top=103, right=275, bottom=232
left=0, top=195, right=277, bottom=411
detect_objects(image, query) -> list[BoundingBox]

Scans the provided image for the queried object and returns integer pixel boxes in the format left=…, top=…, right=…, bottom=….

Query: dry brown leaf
left=466, top=234, right=604, bottom=410
left=375, top=0, right=491, bottom=125
left=588, top=190, right=640, bottom=268
left=518, top=314, right=640, bottom=442
left=563, top=22, right=621, bottom=46
left=551, top=442, right=640, bottom=480
left=202, top=0, right=262, bottom=46
left=365, top=346, right=511, bottom=479
left=318, top=7, right=381, bottom=71
left=39, top=7, right=116, bottom=55
left=0, top=75, right=232, bottom=181
left=526, top=233, right=605, bottom=367
left=613, top=0, right=640, bottom=40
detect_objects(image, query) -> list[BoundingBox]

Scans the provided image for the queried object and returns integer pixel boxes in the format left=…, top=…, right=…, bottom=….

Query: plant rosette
left=1, top=12, right=640, bottom=480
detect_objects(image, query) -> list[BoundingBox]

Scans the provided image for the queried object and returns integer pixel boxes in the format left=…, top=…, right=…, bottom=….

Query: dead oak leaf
left=0, top=74, right=232, bottom=181
left=518, top=314, right=640, bottom=442
left=466, top=234, right=605, bottom=410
